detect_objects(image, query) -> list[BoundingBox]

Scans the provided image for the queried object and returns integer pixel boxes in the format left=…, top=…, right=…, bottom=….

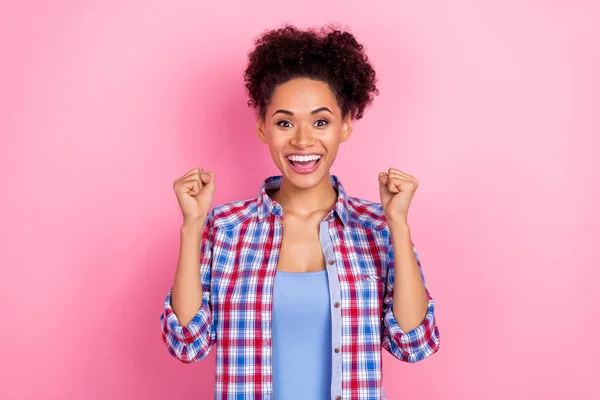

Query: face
left=256, top=78, right=353, bottom=190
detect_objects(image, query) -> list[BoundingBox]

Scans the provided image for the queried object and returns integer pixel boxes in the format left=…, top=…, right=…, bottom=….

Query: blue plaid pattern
left=160, top=175, right=439, bottom=399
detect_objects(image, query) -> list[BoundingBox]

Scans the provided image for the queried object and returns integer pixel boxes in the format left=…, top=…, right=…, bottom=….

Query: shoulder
left=346, top=196, right=389, bottom=231
left=207, top=197, right=259, bottom=230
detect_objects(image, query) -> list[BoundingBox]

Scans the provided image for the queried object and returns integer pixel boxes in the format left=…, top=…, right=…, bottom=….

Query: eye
left=276, top=120, right=293, bottom=128
left=315, top=119, right=329, bottom=127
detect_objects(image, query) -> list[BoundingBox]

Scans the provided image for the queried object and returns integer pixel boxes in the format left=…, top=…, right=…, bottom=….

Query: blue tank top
left=272, top=269, right=332, bottom=399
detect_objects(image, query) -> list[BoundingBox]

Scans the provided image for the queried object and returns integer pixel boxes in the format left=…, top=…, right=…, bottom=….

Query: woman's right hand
left=173, top=167, right=215, bottom=222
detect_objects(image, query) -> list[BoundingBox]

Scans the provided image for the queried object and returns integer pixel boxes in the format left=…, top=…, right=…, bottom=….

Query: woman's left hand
left=378, top=168, right=419, bottom=225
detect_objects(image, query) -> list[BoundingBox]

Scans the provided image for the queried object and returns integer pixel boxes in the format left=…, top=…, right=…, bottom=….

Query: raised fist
left=173, top=167, right=215, bottom=221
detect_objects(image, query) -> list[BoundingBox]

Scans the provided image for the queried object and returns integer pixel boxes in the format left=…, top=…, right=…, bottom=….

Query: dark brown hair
left=244, top=24, right=379, bottom=120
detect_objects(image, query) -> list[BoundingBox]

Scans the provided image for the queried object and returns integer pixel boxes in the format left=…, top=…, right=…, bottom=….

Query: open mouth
left=286, top=154, right=323, bottom=174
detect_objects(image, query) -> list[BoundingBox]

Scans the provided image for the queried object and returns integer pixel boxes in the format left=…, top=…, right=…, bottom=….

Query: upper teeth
left=288, top=155, right=321, bottom=162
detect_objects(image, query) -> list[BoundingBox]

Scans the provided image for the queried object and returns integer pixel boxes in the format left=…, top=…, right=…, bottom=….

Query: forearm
left=171, top=219, right=205, bottom=326
left=389, top=222, right=429, bottom=332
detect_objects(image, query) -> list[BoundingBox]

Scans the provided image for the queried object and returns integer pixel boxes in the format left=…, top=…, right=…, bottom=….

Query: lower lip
left=287, top=157, right=322, bottom=175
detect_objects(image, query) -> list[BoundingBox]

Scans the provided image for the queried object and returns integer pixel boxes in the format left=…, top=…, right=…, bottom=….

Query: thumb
left=378, top=172, right=389, bottom=188
left=378, top=172, right=391, bottom=201
left=201, top=172, right=215, bottom=189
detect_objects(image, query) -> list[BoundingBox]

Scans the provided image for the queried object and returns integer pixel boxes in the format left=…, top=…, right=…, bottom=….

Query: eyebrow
left=272, top=107, right=334, bottom=117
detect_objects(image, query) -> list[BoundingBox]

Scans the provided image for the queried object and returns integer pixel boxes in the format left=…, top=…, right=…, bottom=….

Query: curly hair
left=244, top=24, right=379, bottom=120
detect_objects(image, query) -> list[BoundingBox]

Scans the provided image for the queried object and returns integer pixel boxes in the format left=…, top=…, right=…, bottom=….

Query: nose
left=290, top=124, right=315, bottom=148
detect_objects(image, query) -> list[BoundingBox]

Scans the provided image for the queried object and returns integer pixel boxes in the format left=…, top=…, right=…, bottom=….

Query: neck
left=272, top=174, right=338, bottom=217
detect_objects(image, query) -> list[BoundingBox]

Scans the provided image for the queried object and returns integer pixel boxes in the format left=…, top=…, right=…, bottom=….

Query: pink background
left=1, top=1, right=598, bottom=399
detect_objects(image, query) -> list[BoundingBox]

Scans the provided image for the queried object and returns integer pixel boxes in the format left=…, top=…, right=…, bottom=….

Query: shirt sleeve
left=159, top=210, right=217, bottom=363
left=381, top=235, right=440, bottom=363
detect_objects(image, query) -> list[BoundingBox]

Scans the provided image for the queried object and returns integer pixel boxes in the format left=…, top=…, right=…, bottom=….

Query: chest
left=210, top=218, right=388, bottom=309
left=277, top=214, right=326, bottom=272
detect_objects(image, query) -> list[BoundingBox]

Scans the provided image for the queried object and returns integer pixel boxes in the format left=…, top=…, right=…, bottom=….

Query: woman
left=160, top=25, right=440, bottom=400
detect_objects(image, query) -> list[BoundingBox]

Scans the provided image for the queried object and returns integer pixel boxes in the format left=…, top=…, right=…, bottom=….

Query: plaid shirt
left=160, top=175, right=440, bottom=399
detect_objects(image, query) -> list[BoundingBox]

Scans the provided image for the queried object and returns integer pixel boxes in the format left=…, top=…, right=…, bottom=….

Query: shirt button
left=336, top=396, right=342, bottom=400
left=334, top=302, right=340, bottom=308
left=334, top=347, right=340, bottom=353
left=328, top=259, right=335, bottom=265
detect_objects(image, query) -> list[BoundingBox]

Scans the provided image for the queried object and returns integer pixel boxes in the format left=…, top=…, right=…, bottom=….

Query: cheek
left=266, top=136, right=286, bottom=153
left=264, top=135, right=286, bottom=163
left=262, top=127, right=283, bottom=147
left=322, top=129, right=344, bottom=151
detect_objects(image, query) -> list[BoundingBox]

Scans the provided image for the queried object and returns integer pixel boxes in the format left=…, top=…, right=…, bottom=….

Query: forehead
left=267, top=78, right=340, bottom=115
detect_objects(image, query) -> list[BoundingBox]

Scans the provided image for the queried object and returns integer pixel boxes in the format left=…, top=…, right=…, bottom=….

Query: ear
left=256, top=116, right=268, bottom=144
left=340, top=112, right=353, bottom=143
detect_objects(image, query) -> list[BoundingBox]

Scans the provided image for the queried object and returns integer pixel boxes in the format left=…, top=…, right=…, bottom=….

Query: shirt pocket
left=362, top=274, right=385, bottom=283
left=357, top=274, right=386, bottom=342
left=359, top=274, right=386, bottom=306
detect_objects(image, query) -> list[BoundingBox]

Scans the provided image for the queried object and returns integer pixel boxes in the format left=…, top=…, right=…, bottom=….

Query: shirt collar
left=257, top=175, right=349, bottom=225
